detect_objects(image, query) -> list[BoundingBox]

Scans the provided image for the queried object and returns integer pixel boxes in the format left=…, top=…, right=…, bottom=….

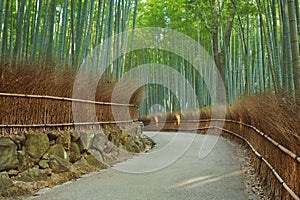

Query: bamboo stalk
left=146, top=120, right=299, bottom=199
left=216, top=127, right=299, bottom=200
left=149, top=119, right=300, bottom=164
left=0, top=92, right=137, bottom=107
left=0, top=120, right=137, bottom=128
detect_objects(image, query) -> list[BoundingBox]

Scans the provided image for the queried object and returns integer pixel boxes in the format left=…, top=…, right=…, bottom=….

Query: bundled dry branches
left=0, top=63, right=145, bottom=132
left=143, top=93, right=300, bottom=199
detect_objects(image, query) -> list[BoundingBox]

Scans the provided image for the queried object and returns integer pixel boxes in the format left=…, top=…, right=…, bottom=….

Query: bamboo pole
left=0, top=92, right=137, bottom=107
left=149, top=119, right=300, bottom=164
left=146, top=118, right=300, bottom=199
left=0, top=120, right=137, bottom=128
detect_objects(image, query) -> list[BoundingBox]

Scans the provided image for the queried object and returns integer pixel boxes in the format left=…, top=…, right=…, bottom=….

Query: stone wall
left=0, top=122, right=151, bottom=198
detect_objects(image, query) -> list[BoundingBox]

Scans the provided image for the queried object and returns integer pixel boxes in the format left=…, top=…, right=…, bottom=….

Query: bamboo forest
left=0, top=0, right=299, bottom=114
left=1, top=0, right=300, bottom=199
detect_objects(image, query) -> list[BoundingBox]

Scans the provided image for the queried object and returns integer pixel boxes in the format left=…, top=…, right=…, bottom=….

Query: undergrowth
left=0, top=62, right=144, bottom=130
left=0, top=62, right=144, bottom=105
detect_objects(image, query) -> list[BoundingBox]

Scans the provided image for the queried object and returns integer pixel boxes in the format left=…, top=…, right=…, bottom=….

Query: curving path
left=27, top=132, right=252, bottom=200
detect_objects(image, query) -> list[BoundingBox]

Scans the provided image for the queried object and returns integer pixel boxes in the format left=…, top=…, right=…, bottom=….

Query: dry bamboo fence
left=0, top=93, right=139, bottom=134
left=143, top=119, right=300, bottom=200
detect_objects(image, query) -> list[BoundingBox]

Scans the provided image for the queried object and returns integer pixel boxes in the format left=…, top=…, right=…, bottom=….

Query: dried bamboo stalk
left=0, top=120, right=137, bottom=128
left=212, top=126, right=299, bottom=200
left=0, top=92, right=137, bottom=107
left=149, top=120, right=299, bottom=199
left=150, top=119, right=300, bottom=164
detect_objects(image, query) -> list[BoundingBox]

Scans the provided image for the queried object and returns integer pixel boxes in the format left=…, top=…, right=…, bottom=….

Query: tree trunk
left=39, top=0, right=49, bottom=62
left=13, top=0, right=26, bottom=63
left=287, top=0, right=300, bottom=96
left=256, top=0, right=279, bottom=93
left=0, top=0, right=4, bottom=36
left=210, top=0, right=235, bottom=103
left=60, top=0, right=68, bottom=60
left=46, top=0, right=56, bottom=63
left=1, top=0, right=10, bottom=61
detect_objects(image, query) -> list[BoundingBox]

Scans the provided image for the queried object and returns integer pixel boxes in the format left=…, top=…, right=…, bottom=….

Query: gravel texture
left=229, top=140, right=270, bottom=200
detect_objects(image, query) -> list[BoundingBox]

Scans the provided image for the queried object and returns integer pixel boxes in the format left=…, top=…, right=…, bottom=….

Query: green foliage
left=0, top=0, right=136, bottom=67
left=137, top=0, right=200, bottom=40
left=0, top=0, right=298, bottom=115
left=135, top=0, right=299, bottom=115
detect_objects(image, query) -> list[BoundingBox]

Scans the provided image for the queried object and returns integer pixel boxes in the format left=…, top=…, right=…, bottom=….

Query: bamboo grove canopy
left=0, top=0, right=299, bottom=115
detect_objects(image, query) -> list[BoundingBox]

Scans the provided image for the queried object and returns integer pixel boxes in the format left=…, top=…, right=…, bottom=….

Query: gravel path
left=231, top=140, right=269, bottom=200
left=27, top=132, right=266, bottom=200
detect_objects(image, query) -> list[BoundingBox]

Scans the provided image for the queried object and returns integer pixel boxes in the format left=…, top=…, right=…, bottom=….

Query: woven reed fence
left=143, top=119, right=300, bottom=200
left=0, top=93, right=139, bottom=134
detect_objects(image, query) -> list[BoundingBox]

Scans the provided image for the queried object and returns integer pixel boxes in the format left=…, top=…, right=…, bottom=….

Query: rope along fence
left=0, top=93, right=139, bottom=134
left=144, top=119, right=300, bottom=200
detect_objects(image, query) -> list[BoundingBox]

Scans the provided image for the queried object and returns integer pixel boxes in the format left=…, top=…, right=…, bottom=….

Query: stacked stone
left=0, top=123, right=149, bottom=197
